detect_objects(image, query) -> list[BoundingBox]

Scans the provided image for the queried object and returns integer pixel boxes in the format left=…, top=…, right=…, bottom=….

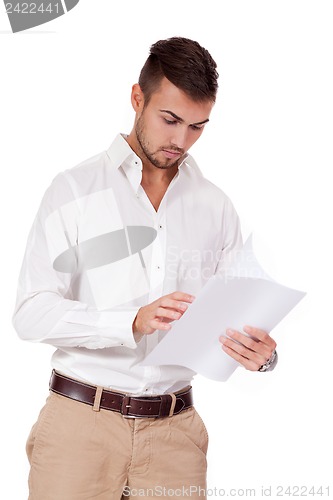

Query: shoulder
left=44, top=149, right=109, bottom=205
left=62, top=149, right=108, bottom=192
left=184, top=154, right=237, bottom=210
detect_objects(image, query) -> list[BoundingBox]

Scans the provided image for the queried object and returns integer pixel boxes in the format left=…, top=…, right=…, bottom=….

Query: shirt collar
left=105, top=134, right=141, bottom=194
left=106, top=134, right=139, bottom=170
left=106, top=134, right=199, bottom=194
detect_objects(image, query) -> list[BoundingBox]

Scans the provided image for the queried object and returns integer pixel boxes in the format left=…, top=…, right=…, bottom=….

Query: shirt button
left=159, top=225, right=163, bottom=229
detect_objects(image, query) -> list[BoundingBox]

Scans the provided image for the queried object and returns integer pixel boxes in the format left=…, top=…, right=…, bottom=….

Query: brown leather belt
left=49, top=371, right=193, bottom=418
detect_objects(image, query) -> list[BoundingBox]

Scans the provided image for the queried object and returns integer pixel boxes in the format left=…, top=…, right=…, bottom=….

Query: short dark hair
left=138, top=37, right=219, bottom=105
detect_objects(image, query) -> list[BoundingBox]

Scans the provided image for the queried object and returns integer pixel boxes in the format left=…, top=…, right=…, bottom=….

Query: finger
left=155, top=307, right=182, bottom=321
left=243, top=326, right=277, bottom=349
left=159, top=297, right=192, bottom=312
left=150, top=318, right=172, bottom=331
left=166, top=292, right=196, bottom=303
left=226, top=329, right=273, bottom=359
left=221, top=344, right=260, bottom=371
left=220, top=336, right=267, bottom=367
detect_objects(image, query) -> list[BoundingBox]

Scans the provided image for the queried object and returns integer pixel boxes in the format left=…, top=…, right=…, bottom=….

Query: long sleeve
left=12, top=173, right=139, bottom=350
left=214, top=195, right=243, bottom=276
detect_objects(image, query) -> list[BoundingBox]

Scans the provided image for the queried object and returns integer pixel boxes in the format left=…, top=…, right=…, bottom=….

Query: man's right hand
left=132, top=291, right=195, bottom=335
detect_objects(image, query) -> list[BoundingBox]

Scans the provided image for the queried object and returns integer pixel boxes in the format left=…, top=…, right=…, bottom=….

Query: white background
left=1, top=0, right=332, bottom=497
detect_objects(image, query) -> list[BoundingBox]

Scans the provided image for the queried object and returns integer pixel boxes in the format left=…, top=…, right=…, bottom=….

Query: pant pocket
left=26, top=393, right=57, bottom=466
left=193, top=408, right=209, bottom=454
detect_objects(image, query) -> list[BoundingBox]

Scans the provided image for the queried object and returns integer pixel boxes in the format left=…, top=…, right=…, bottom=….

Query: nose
left=170, top=125, right=188, bottom=150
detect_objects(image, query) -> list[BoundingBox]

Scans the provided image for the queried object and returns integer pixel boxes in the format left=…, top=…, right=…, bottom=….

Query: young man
left=13, top=37, right=277, bottom=499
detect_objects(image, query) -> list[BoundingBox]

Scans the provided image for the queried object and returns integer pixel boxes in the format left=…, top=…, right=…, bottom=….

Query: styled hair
left=138, top=37, right=219, bottom=105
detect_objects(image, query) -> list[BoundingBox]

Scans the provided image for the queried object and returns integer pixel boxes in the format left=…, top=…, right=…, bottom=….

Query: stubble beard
left=135, top=115, right=183, bottom=170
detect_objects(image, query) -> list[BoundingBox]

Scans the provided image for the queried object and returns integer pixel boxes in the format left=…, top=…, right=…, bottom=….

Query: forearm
left=13, top=291, right=140, bottom=349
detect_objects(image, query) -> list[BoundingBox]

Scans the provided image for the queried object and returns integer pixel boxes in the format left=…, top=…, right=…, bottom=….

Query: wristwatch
left=258, top=349, right=278, bottom=372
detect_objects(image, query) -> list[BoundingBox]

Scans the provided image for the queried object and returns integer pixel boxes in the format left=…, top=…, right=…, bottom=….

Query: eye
left=164, top=118, right=177, bottom=125
left=190, top=124, right=204, bottom=131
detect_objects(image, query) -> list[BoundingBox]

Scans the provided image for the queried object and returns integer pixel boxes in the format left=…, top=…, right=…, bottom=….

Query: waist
left=51, top=349, right=195, bottom=394
left=49, top=370, right=193, bottom=418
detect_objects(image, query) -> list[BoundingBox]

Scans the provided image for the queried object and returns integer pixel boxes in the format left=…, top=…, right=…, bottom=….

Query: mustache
left=160, top=146, right=185, bottom=155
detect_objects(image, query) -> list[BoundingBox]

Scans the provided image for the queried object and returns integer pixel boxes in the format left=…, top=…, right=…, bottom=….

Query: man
left=13, top=37, right=277, bottom=499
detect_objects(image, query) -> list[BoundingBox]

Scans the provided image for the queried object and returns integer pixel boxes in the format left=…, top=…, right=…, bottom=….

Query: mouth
left=161, top=149, right=183, bottom=160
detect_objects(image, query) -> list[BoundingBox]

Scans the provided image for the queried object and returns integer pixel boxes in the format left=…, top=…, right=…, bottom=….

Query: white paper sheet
left=139, top=235, right=306, bottom=381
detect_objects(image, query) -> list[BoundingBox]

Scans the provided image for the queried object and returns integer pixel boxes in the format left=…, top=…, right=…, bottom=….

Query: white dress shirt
left=13, top=134, right=242, bottom=395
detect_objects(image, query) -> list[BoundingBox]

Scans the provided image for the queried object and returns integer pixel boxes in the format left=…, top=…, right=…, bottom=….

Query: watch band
left=258, top=349, right=278, bottom=372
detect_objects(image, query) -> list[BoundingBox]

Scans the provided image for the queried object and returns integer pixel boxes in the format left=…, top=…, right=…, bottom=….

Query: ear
left=131, top=83, right=145, bottom=112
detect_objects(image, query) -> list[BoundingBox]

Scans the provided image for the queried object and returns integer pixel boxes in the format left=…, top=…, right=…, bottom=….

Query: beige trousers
left=26, top=391, right=209, bottom=499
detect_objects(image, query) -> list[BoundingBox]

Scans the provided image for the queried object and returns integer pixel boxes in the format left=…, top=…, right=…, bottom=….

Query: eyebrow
left=160, top=109, right=210, bottom=126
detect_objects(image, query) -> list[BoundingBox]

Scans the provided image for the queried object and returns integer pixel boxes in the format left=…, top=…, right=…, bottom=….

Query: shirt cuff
left=96, top=308, right=140, bottom=348
left=62, top=307, right=140, bottom=349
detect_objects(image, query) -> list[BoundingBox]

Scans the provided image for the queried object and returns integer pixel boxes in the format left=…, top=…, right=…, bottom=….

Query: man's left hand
left=219, top=326, right=277, bottom=371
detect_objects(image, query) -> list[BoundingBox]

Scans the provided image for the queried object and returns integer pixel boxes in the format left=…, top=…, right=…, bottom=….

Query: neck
left=125, top=132, right=179, bottom=186
left=141, top=162, right=179, bottom=187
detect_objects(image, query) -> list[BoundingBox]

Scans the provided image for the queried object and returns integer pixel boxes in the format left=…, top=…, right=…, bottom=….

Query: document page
left=139, top=235, right=306, bottom=381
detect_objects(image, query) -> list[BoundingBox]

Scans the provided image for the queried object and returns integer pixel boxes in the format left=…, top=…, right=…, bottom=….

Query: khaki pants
left=26, top=391, right=209, bottom=499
